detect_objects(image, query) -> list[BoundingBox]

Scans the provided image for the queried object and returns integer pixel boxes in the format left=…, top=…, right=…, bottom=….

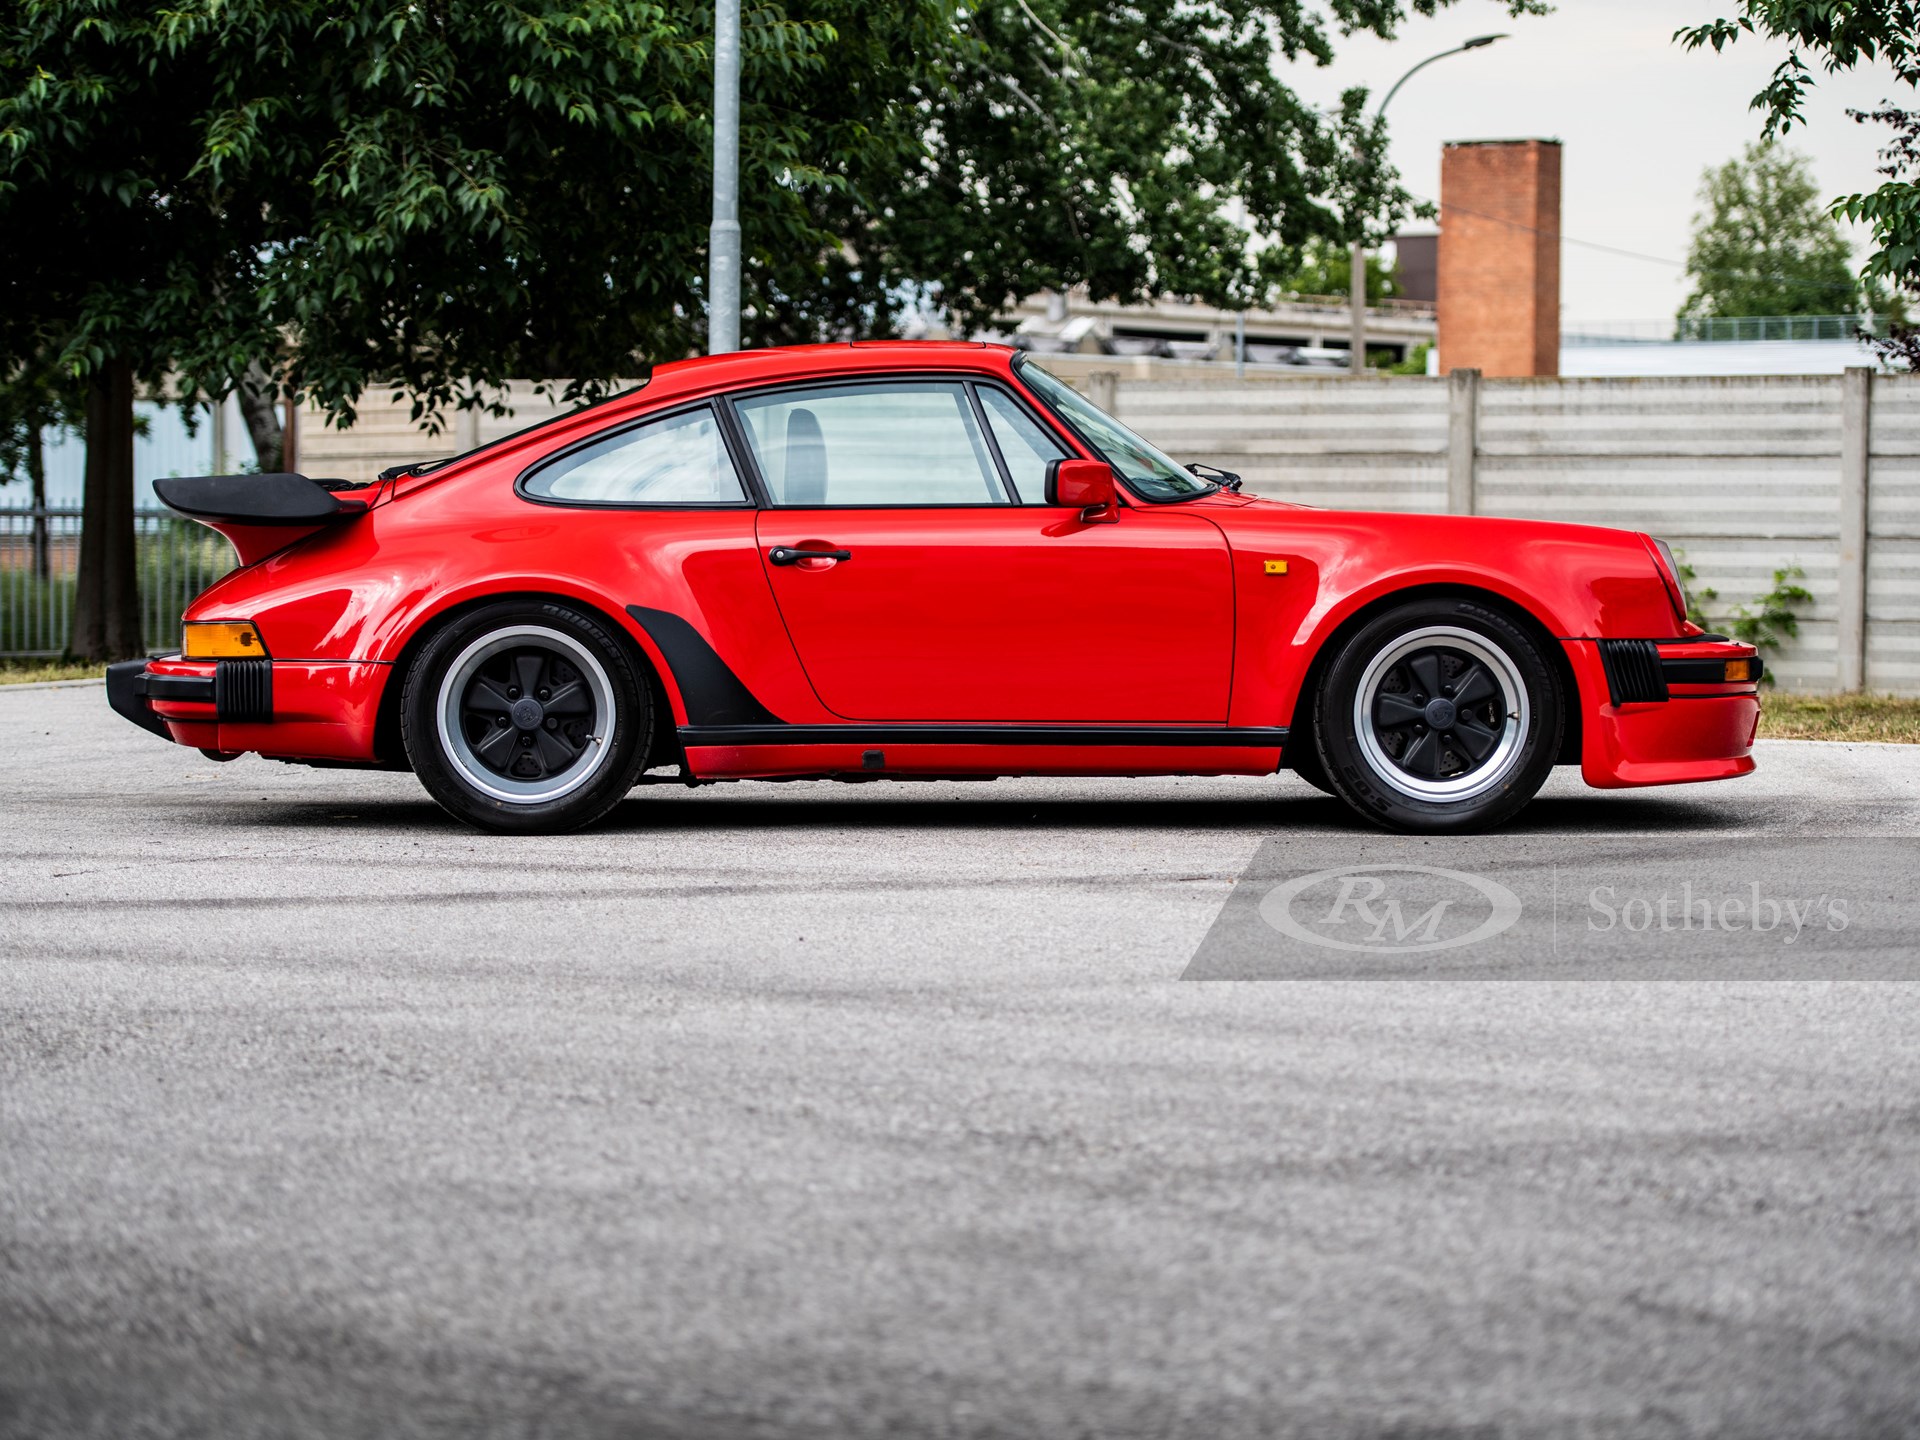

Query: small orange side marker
left=1264, top=559, right=1289, bottom=576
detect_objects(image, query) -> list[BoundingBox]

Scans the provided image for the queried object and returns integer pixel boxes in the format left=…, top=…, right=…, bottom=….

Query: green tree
left=868, top=0, right=1546, bottom=332
left=1677, top=3, right=1920, bottom=297
left=1679, top=142, right=1861, bottom=318
left=1265, top=239, right=1401, bottom=304
left=0, top=0, right=944, bottom=658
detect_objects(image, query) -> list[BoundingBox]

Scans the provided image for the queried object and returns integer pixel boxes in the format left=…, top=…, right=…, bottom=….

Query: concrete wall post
left=1837, top=366, right=1872, bottom=693
left=1447, top=368, right=1480, bottom=515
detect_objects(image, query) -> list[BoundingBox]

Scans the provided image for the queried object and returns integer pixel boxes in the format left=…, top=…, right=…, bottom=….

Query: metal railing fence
left=0, top=508, right=233, bottom=658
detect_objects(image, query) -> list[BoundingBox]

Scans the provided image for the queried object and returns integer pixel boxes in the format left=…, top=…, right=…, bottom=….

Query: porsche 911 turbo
left=108, top=342, right=1760, bottom=833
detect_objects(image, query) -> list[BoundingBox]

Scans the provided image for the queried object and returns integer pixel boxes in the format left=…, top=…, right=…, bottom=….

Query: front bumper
left=106, top=655, right=386, bottom=762
left=1565, top=638, right=1763, bottom=789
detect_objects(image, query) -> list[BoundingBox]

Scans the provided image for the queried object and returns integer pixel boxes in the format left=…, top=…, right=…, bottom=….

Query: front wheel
left=1311, top=597, right=1562, bottom=833
left=402, top=600, right=654, bottom=833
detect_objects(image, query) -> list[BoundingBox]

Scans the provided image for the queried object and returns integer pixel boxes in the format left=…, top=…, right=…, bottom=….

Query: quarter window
left=521, top=405, right=747, bottom=505
left=978, top=387, right=1067, bottom=503
left=735, top=381, right=1009, bottom=506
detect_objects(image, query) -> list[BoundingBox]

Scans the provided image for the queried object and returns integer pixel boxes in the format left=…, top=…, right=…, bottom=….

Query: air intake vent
left=214, top=658, right=273, bottom=723
left=1597, top=639, right=1668, bottom=705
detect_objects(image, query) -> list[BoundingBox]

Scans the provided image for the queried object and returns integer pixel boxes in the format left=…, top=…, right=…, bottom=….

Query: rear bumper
left=105, top=655, right=387, bottom=762
left=1565, top=638, right=1762, bottom=789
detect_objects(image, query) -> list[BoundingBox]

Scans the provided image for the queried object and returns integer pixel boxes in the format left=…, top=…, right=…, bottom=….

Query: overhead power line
left=1417, top=194, right=1862, bottom=297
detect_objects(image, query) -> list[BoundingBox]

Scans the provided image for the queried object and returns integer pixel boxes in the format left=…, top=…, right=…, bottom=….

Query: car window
left=978, top=387, right=1067, bottom=504
left=1016, top=359, right=1215, bottom=501
left=735, top=381, right=1008, bottom=506
left=521, top=405, right=747, bottom=505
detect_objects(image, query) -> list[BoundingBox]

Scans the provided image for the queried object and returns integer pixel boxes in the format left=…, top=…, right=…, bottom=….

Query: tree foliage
left=0, top=0, right=952, bottom=433
left=1266, top=239, right=1401, bottom=304
left=867, top=0, right=1544, bottom=332
left=0, top=0, right=1548, bottom=434
left=1676, top=2, right=1920, bottom=296
left=1679, top=142, right=1861, bottom=318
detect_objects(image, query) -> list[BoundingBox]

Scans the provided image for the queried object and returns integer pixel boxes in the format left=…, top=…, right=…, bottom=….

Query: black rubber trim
left=105, top=659, right=171, bottom=739
left=624, top=605, right=785, bottom=727
left=679, top=725, right=1288, bottom=748
left=214, top=658, right=273, bottom=723
left=1662, top=655, right=1765, bottom=686
left=154, top=473, right=367, bottom=526
left=141, top=673, right=216, bottom=702
left=1597, top=639, right=1668, bottom=704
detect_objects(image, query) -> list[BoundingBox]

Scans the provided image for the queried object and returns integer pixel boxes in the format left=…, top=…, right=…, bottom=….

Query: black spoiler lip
left=152, top=473, right=370, bottom=526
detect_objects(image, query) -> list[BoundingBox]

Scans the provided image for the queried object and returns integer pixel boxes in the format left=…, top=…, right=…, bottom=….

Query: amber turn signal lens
left=183, top=621, right=267, bottom=659
left=1723, top=659, right=1752, bottom=682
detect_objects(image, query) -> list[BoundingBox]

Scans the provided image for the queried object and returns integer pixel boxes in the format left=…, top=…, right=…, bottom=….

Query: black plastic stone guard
left=1597, top=639, right=1669, bottom=705
left=214, top=658, right=273, bottom=723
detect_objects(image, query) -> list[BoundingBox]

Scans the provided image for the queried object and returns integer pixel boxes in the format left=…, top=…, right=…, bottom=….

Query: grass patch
left=0, top=659, right=101, bottom=685
left=1759, top=692, right=1920, bottom=744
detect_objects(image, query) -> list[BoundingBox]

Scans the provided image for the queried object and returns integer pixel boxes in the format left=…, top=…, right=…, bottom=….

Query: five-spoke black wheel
left=403, top=600, right=653, bottom=833
left=1355, top=630, right=1524, bottom=799
left=1311, top=598, right=1561, bottom=833
left=448, top=641, right=604, bottom=792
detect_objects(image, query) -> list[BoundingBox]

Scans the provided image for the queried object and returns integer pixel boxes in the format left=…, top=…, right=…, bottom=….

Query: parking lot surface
left=5, top=682, right=1920, bottom=1439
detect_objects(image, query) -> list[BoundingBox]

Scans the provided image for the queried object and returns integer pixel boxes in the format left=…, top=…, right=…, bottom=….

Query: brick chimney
left=1437, top=140, right=1561, bottom=377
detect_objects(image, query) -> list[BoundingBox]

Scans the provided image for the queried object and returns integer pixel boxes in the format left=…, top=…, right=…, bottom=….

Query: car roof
left=389, top=342, right=1023, bottom=494
left=638, top=340, right=1015, bottom=405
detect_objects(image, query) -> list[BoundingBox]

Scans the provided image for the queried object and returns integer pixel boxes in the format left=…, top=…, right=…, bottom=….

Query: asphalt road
left=5, top=681, right=1920, bottom=1440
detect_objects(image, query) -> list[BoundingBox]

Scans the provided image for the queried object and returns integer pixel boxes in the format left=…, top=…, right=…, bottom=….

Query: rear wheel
left=402, top=600, right=653, bottom=833
left=1312, top=597, right=1561, bottom=833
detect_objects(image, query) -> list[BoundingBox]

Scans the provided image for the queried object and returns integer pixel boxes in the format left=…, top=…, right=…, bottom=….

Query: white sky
left=1280, top=0, right=1912, bottom=323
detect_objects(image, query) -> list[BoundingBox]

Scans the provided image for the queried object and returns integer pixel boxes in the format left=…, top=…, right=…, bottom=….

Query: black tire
left=1311, top=596, right=1562, bottom=834
left=401, top=599, right=654, bottom=833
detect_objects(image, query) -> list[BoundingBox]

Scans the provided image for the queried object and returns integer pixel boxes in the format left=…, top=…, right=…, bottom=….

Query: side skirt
left=679, top=728, right=1289, bottom=781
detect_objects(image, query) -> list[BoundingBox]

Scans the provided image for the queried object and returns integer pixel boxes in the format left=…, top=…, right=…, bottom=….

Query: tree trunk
left=28, top=423, right=49, bottom=583
left=237, top=358, right=285, bottom=471
left=71, top=360, right=142, bottom=662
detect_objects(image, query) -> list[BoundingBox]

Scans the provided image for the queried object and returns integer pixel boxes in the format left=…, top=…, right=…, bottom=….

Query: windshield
left=1016, top=357, right=1215, bottom=501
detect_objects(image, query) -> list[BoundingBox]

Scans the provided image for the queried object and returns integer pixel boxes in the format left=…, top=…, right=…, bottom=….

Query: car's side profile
left=108, top=341, right=1762, bottom=833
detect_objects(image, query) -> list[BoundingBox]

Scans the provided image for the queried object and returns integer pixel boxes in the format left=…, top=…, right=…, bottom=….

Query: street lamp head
left=1462, top=34, right=1509, bottom=50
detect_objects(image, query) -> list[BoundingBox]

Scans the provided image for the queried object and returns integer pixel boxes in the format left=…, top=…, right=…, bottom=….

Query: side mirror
left=1045, top=458, right=1119, bottom=523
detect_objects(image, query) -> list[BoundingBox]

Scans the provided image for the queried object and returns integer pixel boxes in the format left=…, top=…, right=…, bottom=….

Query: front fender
left=1219, top=510, right=1678, bottom=729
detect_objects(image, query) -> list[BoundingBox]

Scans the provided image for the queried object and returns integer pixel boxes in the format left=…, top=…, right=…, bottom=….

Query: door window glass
left=978, top=388, right=1068, bottom=503
left=736, top=381, right=1008, bottom=506
left=1017, top=359, right=1215, bottom=500
left=521, top=406, right=746, bottom=504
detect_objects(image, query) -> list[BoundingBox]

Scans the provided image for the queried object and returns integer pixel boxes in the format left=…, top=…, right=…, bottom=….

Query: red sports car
left=108, top=342, right=1761, bottom=833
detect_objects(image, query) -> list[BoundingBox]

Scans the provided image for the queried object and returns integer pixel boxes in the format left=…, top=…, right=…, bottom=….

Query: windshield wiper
left=1186, top=462, right=1242, bottom=491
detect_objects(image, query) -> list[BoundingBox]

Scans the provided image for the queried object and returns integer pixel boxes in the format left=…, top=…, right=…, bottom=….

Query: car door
left=737, top=376, right=1234, bottom=724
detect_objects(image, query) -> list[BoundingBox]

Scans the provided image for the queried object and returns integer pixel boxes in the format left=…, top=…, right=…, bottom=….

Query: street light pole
left=708, top=0, right=742, bottom=355
left=1347, top=33, right=1507, bottom=375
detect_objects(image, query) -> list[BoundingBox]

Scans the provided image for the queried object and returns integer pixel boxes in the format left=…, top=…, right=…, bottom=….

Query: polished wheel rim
left=437, top=626, right=614, bottom=804
left=1351, top=625, right=1528, bottom=803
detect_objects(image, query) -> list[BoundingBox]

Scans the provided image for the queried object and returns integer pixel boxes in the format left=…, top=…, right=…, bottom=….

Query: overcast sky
left=1281, top=0, right=1911, bottom=323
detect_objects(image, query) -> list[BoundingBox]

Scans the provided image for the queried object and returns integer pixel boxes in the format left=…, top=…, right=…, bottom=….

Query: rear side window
left=734, top=381, right=1008, bottom=506
left=520, top=405, right=747, bottom=505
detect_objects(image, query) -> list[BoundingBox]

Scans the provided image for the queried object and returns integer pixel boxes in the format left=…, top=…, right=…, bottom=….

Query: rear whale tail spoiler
left=153, top=473, right=372, bottom=568
left=153, top=472, right=369, bottom=526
